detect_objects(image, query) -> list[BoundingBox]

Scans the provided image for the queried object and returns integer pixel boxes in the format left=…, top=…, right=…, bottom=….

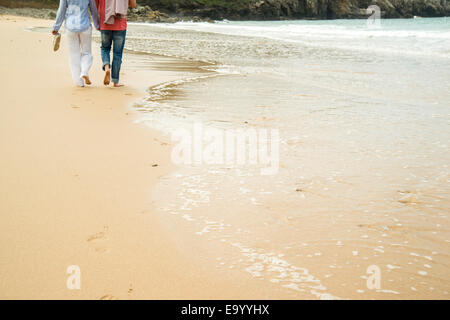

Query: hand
left=52, top=30, right=58, bottom=36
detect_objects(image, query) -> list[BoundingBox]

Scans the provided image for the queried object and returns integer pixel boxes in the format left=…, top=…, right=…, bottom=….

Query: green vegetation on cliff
left=1, top=0, right=449, bottom=19
left=140, top=0, right=449, bottom=19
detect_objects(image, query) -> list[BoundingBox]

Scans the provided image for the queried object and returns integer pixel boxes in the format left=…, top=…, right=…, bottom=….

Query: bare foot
left=113, top=83, right=124, bottom=87
left=82, top=75, right=92, bottom=85
left=103, top=70, right=110, bottom=86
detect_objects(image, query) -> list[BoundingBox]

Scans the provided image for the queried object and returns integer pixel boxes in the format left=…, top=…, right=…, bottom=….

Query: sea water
left=124, top=18, right=450, bottom=299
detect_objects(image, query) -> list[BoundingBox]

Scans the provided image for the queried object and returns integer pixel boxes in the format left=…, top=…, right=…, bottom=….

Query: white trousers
left=66, top=27, right=93, bottom=87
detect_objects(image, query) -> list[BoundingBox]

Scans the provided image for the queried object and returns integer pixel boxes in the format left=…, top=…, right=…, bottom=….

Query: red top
left=95, top=0, right=127, bottom=31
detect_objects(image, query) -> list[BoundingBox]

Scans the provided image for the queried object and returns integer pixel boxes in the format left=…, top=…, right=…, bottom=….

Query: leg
left=66, top=30, right=84, bottom=87
left=111, top=30, right=127, bottom=86
left=100, top=30, right=113, bottom=85
left=79, top=27, right=93, bottom=85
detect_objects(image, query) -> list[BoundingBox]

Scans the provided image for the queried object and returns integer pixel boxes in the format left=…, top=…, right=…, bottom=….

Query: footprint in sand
left=128, top=284, right=133, bottom=295
left=99, top=294, right=118, bottom=300
left=87, top=226, right=110, bottom=253
left=153, top=138, right=169, bottom=146
left=87, top=226, right=108, bottom=242
left=398, top=190, right=420, bottom=205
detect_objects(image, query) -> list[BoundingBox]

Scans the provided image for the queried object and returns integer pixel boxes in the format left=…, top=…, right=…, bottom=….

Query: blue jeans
left=100, top=30, right=126, bottom=84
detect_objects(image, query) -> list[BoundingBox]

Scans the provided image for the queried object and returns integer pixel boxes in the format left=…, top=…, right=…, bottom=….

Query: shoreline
left=124, top=18, right=450, bottom=300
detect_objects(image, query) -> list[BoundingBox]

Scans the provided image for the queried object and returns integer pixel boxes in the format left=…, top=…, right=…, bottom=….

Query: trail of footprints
left=87, top=227, right=136, bottom=299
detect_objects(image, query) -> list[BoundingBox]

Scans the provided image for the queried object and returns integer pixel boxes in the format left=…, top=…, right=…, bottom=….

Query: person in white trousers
left=52, top=0, right=100, bottom=87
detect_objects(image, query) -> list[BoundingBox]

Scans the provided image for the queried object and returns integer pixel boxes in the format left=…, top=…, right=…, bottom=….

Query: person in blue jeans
left=95, top=0, right=136, bottom=87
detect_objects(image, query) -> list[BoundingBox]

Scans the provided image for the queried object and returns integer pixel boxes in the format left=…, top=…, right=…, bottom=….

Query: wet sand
left=130, top=22, right=450, bottom=299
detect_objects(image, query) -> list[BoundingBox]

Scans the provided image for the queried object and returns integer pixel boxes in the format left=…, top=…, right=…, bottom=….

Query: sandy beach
left=1, top=14, right=449, bottom=300
left=0, top=15, right=275, bottom=299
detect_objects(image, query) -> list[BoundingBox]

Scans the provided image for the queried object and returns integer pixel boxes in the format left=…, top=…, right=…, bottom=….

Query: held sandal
left=53, top=33, right=61, bottom=52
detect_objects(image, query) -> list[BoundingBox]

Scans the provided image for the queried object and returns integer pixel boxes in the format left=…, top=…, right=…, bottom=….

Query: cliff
left=137, top=0, right=450, bottom=19
left=0, top=0, right=449, bottom=20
